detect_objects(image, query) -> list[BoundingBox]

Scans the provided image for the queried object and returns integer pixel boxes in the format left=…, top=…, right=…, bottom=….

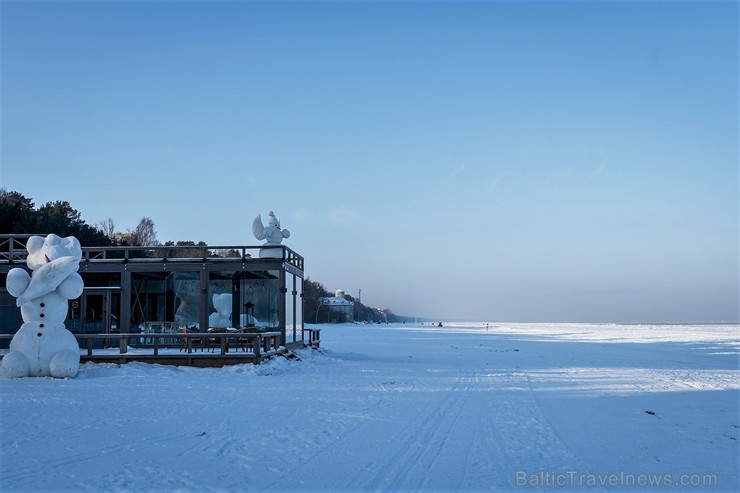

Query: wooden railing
left=0, top=331, right=285, bottom=365
left=0, top=235, right=304, bottom=272
left=0, top=235, right=33, bottom=264
left=303, top=328, right=321, bottom=348
left=78, top=245, right=303, bottom=270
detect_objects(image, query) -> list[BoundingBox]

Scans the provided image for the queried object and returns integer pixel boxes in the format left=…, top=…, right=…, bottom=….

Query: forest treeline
left=0, top=189, right=398, bottom=323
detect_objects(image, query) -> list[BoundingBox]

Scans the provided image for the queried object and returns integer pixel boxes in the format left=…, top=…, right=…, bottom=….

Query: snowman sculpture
left=0, top=234, right=83, bottom=378
left=252, top=211, right=290, bottom=258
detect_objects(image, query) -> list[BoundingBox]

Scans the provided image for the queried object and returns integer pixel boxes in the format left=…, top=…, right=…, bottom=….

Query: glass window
left=208, top=271, right=235, bottom=329
left=172, top=272, right=200, bottom=329
left=130, top=271, right=199, bottom=344
left=207, top=270, right=282, bottom=330
left=285, top=273, right=295, bottom=344
left=282, top=274, right=304, bottom=345
left=296, top=277, right=303, bottom=334
left=249, top=270, right=280, bottom=330
left=131, top=272, right=168, bottom=329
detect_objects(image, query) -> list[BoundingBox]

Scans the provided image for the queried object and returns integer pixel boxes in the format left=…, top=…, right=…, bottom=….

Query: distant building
left=319, top=290, right=354, bottom=323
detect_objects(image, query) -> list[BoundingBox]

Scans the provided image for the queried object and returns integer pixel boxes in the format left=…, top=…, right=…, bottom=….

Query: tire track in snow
left=355, top=367, right=478, bottom=492
left=457, top=373, right=517, bottom=491
left=481, top=371, right=590, bottom=486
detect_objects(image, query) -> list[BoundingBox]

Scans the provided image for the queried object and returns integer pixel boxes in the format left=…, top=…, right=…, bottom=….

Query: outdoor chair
left=207, top=327, right=229, bottom=353
left=144, top=322, right=165, bottom=345
left=232, top=328, right=251, bottom=352
left=178, top=327, right=204, bottom=352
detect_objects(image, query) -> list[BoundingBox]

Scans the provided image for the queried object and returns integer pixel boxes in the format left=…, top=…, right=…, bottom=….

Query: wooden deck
left=0, top=328, right=322, bottom=369
left=0, top=331, right=300, bottom=368
left=79, top=352, right=273, bottom=368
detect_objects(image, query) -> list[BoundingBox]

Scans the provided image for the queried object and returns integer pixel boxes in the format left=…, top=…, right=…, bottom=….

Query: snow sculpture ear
left=62, top=236, right=82, bottom=260
left=25, top=236, right=46, bottom=270
left=26, top=236, right=45, bottom=253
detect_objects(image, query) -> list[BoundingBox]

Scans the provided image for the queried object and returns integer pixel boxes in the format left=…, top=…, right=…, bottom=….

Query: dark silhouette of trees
left=0, top=190, right=112, bottom=246
left=304, top=278, right=333, bottom=323
left=0, top=190, right=35, bottom=233
left=162, top=240, right=210, bottom=258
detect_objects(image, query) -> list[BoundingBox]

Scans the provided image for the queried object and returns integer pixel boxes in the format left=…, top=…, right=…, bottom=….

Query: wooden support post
left=253, top=335, right=262, bottom=363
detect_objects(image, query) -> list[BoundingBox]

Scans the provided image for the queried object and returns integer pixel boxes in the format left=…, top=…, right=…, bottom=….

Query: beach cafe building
left=0, top=234, right=310, bottom=366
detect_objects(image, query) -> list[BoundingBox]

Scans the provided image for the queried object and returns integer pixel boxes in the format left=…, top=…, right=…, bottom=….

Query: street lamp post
left=315, top=299, right=325, bottom=324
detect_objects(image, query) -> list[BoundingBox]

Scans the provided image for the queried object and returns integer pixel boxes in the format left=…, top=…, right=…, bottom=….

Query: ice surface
left=0, top=322, right=737, bottom=492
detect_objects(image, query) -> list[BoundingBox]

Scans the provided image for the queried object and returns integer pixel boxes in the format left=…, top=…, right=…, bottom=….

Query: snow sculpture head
left=25, top=234, right=82, bottom=271
left=208, top=293, right=232, bottom=328
left=252, top=211, right=290, bottom=258
left=0, top=234, right=83, bottom=378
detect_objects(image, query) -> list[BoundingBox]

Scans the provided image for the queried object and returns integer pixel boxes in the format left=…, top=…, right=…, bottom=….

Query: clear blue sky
left=2, top=0, right=737, bottom=322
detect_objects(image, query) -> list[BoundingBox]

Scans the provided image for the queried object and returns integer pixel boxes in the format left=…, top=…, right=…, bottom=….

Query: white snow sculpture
left=252, top=211, right=290, bottom=258
left=208, top=293, right=232, bottom=328
left=0, top=234, right=83, bottom=378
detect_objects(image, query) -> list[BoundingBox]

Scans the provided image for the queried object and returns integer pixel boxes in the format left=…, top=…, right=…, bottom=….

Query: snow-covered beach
left=1, top=322, right=738, bottom=492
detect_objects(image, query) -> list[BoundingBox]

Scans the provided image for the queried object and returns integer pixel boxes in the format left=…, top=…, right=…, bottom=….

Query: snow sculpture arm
left=57, top=272, right=84, bottom=300
left=16, top=256, right=80, bottom=306
left=6, top=268, right=31, bottom=298
left=282, top=228, right=290, bottom=239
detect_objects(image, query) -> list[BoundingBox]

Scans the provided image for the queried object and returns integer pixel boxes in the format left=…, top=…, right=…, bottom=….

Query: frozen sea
left=1, top=322, right=738, bottom=492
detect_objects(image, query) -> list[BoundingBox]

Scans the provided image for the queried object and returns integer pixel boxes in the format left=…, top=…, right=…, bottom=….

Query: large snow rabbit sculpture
left=0, top=234, right=83, bottom=378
